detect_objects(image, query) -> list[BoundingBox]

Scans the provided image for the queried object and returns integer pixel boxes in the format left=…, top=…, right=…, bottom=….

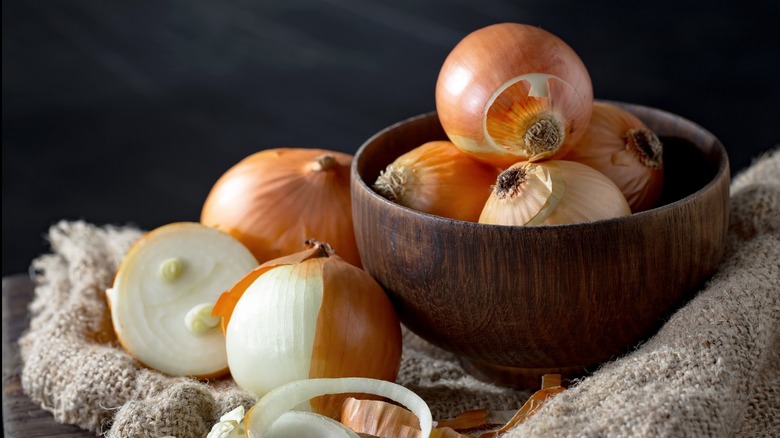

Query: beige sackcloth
left=19, top=149, right=780, bottom=437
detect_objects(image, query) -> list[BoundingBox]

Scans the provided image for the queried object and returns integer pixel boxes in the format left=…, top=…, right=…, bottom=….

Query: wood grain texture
left=2, top=275, right=93, bottom=437
left=351, top=103, right=730, bottom=388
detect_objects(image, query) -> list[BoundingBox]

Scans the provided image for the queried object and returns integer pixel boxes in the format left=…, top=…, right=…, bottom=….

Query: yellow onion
left=106, top=222, right=258, bottom=378
left=373, top=140, right=500, bottom=222
left=435, top=23, right=593, bottom=167
left=213, top=241, right=402, bottom=419
left=201, top=148, right=361, bottom=267
left=479, top=160, right=631, bottom=226
left=564, top=101, right=664, bottom=212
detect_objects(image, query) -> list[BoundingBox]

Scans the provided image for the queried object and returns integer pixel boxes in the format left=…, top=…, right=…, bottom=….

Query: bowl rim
left=352, top=101, right=730, bottom=230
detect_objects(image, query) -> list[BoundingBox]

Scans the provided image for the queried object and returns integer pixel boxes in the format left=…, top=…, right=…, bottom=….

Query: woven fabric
left=18, top=149, right=779, bottom=437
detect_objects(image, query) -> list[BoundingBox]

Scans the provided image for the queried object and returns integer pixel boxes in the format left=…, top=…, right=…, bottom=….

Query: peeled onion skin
left=479, top=160, right=631, bottom=226
left=563, top=101, right=664, bottom=212
left=435, top=23, right=593, bottom=167
left=373, top=140, right=501, bottom=222
left=200, top=148, right=362, bottom=267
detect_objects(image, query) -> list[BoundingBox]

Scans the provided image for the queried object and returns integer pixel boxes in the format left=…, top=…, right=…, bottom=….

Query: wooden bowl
left=351, top=102, right=730, bottom=388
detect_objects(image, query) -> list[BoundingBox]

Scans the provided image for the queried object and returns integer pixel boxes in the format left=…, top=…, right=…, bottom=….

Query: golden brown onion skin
left=436, top=23, right=593, bottom=167
left=201, top=148, right=361, bottom=267
left=564, top=102, right=664, bottom=212
left=308, top=254, right=403, bottom=418
left=373, top=141, right=501, bottom=222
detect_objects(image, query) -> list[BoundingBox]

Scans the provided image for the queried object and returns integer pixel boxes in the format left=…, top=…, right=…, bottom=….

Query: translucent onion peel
left=243, top=377, right=433, bottom=438
left=341, top=397, right=470, bottom=438
left=106, top=222, right=258, bottom=378
left=479, top=160, right=631, bottom=226
left=215, top=241, right=402, bottom=418
left=434, top=409, right=515, bottom=432
left=477, top=374, right=564, bottom=437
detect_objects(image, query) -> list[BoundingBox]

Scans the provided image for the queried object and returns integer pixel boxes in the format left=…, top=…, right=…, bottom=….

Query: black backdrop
left=3, top=0, right=779, bottom=276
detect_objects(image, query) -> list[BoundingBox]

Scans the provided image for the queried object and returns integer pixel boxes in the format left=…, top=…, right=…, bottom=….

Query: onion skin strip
left=341, top=398, right=469, bottom=438
left=477, top=375, right=564, bottom=437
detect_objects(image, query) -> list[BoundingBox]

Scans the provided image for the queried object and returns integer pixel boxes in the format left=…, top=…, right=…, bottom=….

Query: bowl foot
left=459, top=358, right=590, bottom=389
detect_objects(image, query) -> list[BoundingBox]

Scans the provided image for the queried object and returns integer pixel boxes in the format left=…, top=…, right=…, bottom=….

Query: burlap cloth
left=19, top=149, right=779, bottom=437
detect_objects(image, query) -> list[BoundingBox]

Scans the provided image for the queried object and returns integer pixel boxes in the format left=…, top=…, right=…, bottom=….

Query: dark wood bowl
left=351, top=102, right=730, bottom=388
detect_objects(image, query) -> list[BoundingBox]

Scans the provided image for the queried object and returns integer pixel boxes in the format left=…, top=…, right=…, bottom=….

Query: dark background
left=3, top=0, right=779, bottom=277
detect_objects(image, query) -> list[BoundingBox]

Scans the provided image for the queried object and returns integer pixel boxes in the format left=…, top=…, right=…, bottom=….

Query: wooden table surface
left=2, top=274, right=93, bottom=437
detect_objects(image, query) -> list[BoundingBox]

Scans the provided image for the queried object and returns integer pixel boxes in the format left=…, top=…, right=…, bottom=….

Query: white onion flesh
left=245, top=377, right=433, bottom=438
left=225, top=261, right=325, bottom=398
left=107, top=222, right=258, bottom=377
left=268, top=411, right=360, bottom=438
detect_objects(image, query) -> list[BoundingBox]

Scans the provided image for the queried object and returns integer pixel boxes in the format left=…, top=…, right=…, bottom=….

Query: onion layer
left=243, top=377, right=433, bottom=438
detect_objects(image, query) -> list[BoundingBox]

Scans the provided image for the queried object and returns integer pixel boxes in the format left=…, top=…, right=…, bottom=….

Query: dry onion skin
left=106, top=222, right=258, bottom=378
left=341, top=397, right=468, bottom=438
left=214, top=241, right=402, bottom=419
left=373, top=140, right=500, bottom=222
left=564, top=101, right=664, bottom=212
left=243, top=377, right=433, bottom=438
left=200, top=148, right=361, bottom=267
left=479, top=160, right=631, bottom=226
left=435, top=22, right=593, bottom=167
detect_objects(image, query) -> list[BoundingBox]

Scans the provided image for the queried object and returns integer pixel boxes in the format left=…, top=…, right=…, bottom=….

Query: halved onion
left=106, top=222, right=258, bottom=378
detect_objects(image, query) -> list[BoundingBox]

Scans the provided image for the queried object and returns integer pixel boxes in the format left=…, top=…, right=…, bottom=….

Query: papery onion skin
left=218, top=242, right=402, bottom=419
left=479, top=160, right=631, bottom=226
left=564, top=101, right=664, bottom=212
left=373, top=141, right=500, bottom=222
left=436, top=23, right=593, bottom=167
left=200, top=148, right=361, bottom=267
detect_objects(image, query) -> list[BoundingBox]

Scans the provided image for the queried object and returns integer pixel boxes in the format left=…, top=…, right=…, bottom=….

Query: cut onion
left=106, top=222, right=258, bottom=377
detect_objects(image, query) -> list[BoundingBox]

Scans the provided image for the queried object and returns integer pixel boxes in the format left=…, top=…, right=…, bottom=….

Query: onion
left=564, top=101, right=664, bottom=212
left=106, top=222, right=258, bottom=378
left=373, top=140, right=500, bottom=222
left=213, top=241, right=402, bottom=418
left=435, top=23, right=593, bottom=167
left=243, top=377, right=433, bottom=438
left=201, top=148, right=361, bottom=267
left=479, top=160, right=631, bottom=226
